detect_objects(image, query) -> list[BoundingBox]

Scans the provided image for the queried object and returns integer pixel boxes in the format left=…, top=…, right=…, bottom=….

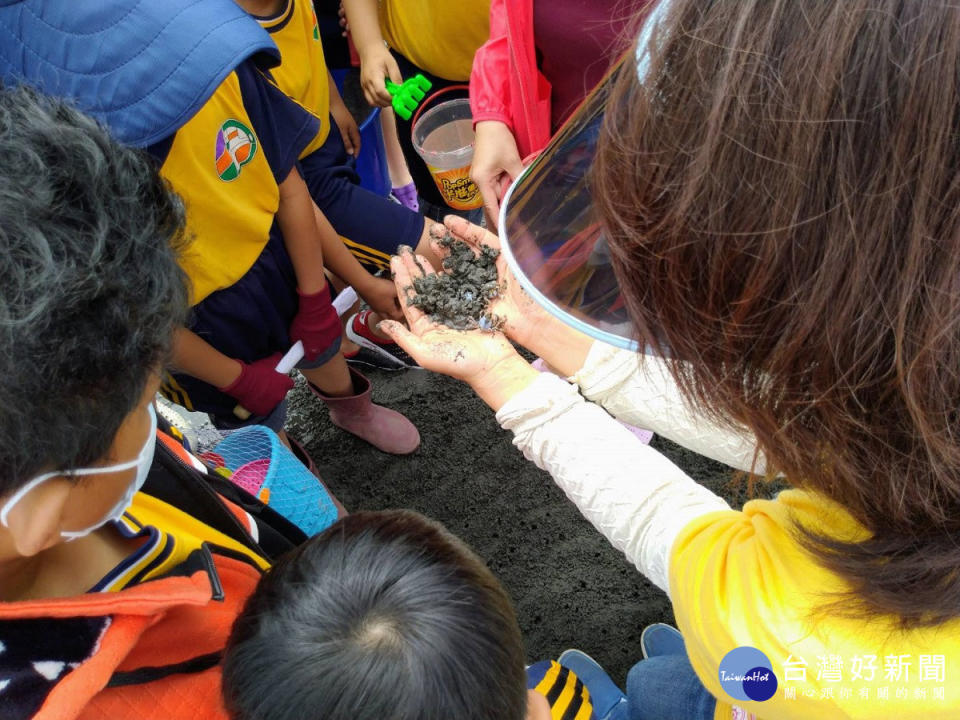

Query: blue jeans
left=627, top=653, right=717, bottom=720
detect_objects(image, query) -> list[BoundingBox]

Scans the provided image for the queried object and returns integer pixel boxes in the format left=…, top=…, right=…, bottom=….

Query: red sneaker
left=344, top=310, right=421, bottom=370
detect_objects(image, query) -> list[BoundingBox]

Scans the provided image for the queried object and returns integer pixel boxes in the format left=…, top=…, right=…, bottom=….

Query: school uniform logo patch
left=215, top=120, right=258, bottom=182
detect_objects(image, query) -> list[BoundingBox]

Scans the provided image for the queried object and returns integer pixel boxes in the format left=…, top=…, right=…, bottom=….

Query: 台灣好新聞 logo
left=719, top=647, right=778, bottom=702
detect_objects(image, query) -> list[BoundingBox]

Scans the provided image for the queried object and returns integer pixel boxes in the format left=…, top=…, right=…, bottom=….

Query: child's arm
left=328, top=71, right=360, bottom=156
left=277, top=167, right=329, bottom=294
left=310, top=202, right=403, bottom=321
left=342, top=0, right=401, bottom=107
left=278, top=168, right=395, bottom=311
left=171, top=328, right=294, bottom=417
left=171, top=328, right=243, bottom=388
left=276, top=168, right=342, bottom=363
left=278, top=165, right=401, bottom=321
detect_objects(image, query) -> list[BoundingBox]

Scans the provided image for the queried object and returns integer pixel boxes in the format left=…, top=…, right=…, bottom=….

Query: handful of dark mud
left=408, top=234, right=502, bottom=331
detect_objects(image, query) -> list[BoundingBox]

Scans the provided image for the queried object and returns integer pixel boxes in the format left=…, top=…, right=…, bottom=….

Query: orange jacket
left=0, top=430, right=305, bottom=720
left=1, top=549, right=260, bottom=720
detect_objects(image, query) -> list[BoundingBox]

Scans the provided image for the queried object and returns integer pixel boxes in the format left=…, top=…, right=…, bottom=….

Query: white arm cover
left=496, top=373, right=730, bottom=595
left=571, top=342, right=765, bottom=474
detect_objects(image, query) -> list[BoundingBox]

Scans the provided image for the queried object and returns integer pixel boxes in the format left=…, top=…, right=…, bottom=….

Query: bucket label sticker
left=427, top=165, right=483, bottom=211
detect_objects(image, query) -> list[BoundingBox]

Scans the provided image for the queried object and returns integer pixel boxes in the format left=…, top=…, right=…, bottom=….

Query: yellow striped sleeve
left=551, top=669, right=579, bottom=720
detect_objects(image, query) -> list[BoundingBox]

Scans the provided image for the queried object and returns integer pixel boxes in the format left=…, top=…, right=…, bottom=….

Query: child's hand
left=358, top=275, right=403, bottom=321
left=359, top=44, right=402, bottom=107
left=219, top=354, right=295, bottom=417
left=330, top=97, right=361, bottom=156
left=289, top=286, right=342, bottom=362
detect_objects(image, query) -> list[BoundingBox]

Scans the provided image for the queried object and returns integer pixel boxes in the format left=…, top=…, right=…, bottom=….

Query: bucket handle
left=409, top=83, right=470, bottom=131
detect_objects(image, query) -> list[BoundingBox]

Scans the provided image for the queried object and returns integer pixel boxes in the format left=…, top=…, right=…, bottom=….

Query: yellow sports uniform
left=670, top=490, right=960, bottom=719
left=93, top=493, right=270, bottom=593
left=159, top=70, right=281, bottom=305
left=156, top=62, right=318, bottom=305
left=248, top=0, right=425, bottom=276
left=153, top=60, right=324, bottom=424
left=379, top=0, right=490, bottom=82
left=255, top=0, right=330, bottom=156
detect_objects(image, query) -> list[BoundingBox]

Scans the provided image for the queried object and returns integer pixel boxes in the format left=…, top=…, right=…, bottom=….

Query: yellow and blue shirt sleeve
left=527, top=660, right=595, bottom=720
left=235, top=62, right=320, bottom=183
left=149, top=59, right=319, bottom=305
left=254, top=0, right=330, bottom=157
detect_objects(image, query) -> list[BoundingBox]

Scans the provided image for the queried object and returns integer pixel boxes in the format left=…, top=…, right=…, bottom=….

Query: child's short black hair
left=222, top=510, right=529, bottom=720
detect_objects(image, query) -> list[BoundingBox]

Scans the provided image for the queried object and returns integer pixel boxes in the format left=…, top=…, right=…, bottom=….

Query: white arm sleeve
left=571, top=342, right=765, bottom=474
left=496, top=373, right=730, bottom=595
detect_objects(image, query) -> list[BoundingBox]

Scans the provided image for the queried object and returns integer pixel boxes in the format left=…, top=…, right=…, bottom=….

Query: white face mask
left=0, top=404, right=157, bottom=540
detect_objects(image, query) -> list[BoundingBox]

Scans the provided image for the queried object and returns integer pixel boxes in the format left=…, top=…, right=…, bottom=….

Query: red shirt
left=533, top=0, right=645, bottom=130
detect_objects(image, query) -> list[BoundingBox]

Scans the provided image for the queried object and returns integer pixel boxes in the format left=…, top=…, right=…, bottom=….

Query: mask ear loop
left=0, top=405, right=156, bottom=530
left=0, top=458, right=143, bottom=529
left=60, top=405, right=157, bottom=540
left=0, top=472, right=60, bottom=528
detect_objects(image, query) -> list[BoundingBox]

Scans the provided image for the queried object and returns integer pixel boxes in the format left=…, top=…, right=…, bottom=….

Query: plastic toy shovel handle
left=232, top=341, right=305, bottom=420
left=274, top=340, right=305, bottom=374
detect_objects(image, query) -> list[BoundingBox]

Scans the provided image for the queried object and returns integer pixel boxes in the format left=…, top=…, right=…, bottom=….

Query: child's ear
left=3, top=478, right=72, bottom=557
left=526, top=689, right=553, bottom=720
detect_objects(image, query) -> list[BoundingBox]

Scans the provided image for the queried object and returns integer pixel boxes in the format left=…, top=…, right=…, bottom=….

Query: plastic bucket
left=213, top=426, right=338, bottom=536
left=331, top=69, right=390, bottom=197
left=411, top=97, right=483, bottom=211
left=356, top=108, right=390, bottom=197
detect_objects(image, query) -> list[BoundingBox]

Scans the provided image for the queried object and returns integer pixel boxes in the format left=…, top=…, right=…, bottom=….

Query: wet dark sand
left=286, top=366, right=764, bottom=685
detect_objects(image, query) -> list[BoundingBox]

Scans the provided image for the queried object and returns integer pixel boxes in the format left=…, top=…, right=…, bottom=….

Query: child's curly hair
left=0, top=85, right=188, bottom=495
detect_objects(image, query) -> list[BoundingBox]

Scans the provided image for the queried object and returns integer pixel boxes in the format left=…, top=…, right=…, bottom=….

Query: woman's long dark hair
left=595, top=0, right=960, bottom=625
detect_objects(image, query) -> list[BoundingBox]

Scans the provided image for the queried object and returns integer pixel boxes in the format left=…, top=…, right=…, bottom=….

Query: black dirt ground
left=286, top=366, right=775, bottom=687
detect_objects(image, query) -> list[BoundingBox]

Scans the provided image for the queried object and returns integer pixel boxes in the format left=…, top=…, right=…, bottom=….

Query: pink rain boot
left=308, top=367, right=420, bottom=455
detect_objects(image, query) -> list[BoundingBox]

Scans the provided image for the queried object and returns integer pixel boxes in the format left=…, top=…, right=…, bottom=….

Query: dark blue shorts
left=161, top=226, right=341, bottom=429
left=301, top=117, right=424, bottom=273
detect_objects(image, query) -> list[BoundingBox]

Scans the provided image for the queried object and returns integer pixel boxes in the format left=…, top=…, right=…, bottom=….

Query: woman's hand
left=470, top=120, right=524, bottom=228
left=379, top=248, right=539, bottom=410
left=359, top=44, right=401, bottom=107
left=357, top=275, right=404, bottom=321
left=429, top=216, right=596, bottom=376
left=428, top=216, right=552, bottom=350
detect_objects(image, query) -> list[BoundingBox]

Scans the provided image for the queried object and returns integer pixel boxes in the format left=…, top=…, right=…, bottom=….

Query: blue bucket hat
left=0, top=0, right=279, bottom=147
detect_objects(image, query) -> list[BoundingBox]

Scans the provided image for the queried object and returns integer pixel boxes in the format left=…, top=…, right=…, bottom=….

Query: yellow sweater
left=380, top=0, right=490, bottom=82
left=671, top=490, right=960, bottom=719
